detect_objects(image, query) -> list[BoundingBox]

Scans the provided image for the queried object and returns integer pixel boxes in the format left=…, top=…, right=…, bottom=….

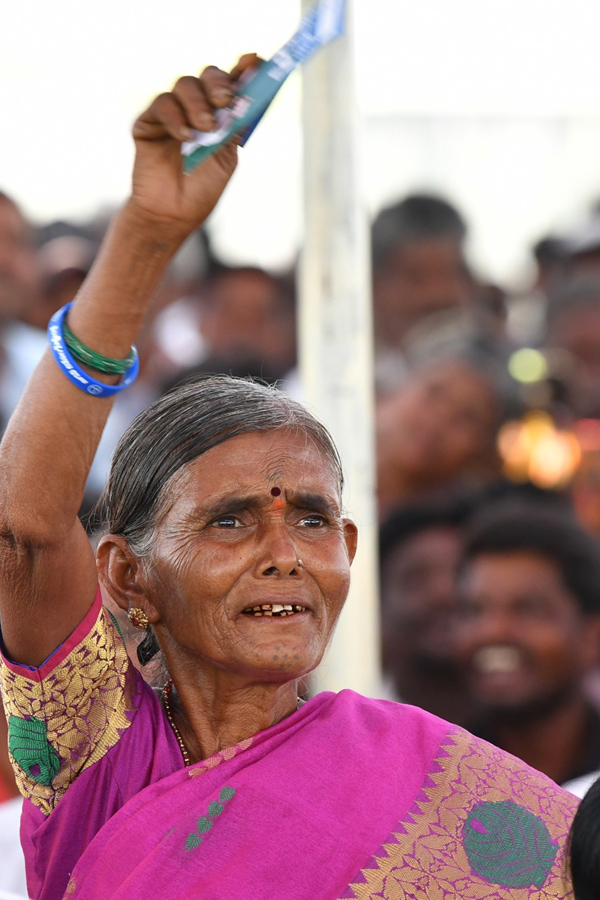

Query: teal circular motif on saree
left=464, top=800, right=558, bottom=889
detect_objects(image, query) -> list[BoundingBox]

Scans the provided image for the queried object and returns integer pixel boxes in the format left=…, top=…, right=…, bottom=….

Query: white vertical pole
left=299, top=0, right=380, bottom=696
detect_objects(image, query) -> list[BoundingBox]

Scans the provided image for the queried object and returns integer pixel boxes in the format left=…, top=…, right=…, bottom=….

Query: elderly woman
left=0, top=63, right=578, bottom=900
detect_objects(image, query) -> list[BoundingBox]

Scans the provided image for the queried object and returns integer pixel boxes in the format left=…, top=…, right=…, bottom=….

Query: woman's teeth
left=243, top=604, right=307, bottom=617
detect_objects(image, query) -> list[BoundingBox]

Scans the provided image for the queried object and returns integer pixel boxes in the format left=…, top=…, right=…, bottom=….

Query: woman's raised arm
left=0, top=59, right=256, bottom=665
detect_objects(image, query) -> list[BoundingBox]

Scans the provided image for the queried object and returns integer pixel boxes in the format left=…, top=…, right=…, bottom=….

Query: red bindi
left=270, top=487, right=285, bottom=510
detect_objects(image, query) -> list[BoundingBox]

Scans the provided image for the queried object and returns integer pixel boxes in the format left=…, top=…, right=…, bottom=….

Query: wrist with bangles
left=47, top=302, right=139, bottom=397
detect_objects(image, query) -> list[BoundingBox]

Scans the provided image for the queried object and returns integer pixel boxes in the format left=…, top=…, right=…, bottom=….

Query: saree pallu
left=1, top=596, right=577, bottom=899
left=60, top=691, right=576, bottom=900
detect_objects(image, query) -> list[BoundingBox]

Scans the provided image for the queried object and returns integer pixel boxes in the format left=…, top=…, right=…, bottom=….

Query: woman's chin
left=228, top=645, right=324, bottom=685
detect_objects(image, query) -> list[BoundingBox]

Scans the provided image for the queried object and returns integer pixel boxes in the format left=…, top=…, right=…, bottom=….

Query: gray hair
left=96, top=374, right=343, bottom=557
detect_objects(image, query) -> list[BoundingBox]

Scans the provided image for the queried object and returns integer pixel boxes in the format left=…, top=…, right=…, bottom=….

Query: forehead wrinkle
left=267, top=468, right=285, bottom=485
left=262, top=447, right=338, bottom=487
left=259, top=453, right=341, bottom=512
left=262, top=452, right=303, bottom=484
left=158, top=434, right=344, bottom=528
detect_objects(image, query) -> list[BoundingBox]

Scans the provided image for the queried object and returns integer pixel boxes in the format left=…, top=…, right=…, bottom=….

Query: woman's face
left=140, top=429, right=357, bottom=684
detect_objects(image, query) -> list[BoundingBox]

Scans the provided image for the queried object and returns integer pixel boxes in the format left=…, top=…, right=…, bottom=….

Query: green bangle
left=63, top=318, right=137, bottom=375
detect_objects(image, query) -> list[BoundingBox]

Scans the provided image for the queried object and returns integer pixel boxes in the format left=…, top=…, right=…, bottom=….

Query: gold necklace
left=161, top=679, right=191, bottom=768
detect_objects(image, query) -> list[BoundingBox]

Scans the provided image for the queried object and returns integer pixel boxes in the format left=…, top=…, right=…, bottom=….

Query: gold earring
left=128, top=607, right=149, bottom=630
left=297, top=558, right=303, bottom=568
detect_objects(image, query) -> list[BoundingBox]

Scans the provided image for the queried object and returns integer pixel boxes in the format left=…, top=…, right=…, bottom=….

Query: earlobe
left=343, top=518, right=359, bottom=564
left=96, top=535, right=159, bottom=622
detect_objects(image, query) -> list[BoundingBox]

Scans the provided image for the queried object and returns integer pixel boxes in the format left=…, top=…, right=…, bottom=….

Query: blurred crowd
left=4, top=184, right=600, bottom=890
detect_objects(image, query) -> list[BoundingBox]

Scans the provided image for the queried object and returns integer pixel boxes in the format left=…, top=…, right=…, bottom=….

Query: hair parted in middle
left=95, top=373, right=343, bottom=557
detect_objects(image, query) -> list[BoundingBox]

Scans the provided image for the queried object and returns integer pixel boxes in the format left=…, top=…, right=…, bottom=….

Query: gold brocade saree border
left=0, top=606, right=137, bottom=815
left=342, top=728, right=577, bottom=900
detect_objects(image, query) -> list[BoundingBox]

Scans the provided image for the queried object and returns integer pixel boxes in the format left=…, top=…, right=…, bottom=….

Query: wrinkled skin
left=98, top=429, right=357, bottom=759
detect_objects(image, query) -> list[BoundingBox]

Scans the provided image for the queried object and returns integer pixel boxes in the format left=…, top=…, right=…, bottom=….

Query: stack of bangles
left=47, top=302, right=139, bottom=397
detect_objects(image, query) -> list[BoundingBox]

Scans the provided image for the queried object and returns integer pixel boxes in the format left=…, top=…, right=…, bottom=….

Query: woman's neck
left=165, top=674, right=300, bottom=764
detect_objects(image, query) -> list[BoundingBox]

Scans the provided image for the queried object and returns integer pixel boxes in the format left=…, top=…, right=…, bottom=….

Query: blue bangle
left=47, top=304, right=140, bottom=398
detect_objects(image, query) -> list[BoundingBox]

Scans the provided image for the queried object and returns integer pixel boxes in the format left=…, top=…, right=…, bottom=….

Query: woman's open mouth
left=241, top=604, right=308, bottom=618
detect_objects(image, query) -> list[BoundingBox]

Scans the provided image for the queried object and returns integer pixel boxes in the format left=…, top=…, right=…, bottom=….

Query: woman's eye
left=300, top=514, right=325, bottom=528
left=211, top=516, right=240, bottom=529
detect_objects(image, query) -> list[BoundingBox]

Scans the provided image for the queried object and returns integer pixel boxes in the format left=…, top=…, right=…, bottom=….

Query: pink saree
left=1, top=595, right=577, bottom=900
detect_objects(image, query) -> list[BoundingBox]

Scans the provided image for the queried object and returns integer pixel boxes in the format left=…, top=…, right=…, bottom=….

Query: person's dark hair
left=533, top=236, right=567, bottom=266
left=461, top=501, right=600, bottom=615
left=96, top=374, right=343, bottom=556
left=379, top=489, right=481, bottom=577
left=371, top=193, right=467, bottom=272
left=569, top=775, right=600, bottom=900
left=202, top=264, right=296, bottom=310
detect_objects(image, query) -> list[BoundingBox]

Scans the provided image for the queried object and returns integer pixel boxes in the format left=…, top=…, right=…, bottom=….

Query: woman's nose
left=255, top=519, right=300, bottom=578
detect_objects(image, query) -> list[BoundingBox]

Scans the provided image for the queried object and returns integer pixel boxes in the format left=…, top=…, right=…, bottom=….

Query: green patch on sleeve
left=8, top=715, right=61, bottom=787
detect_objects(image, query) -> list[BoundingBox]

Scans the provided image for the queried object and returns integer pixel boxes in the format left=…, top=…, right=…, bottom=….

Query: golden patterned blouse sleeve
left=0, top=591, right=138, bottom=816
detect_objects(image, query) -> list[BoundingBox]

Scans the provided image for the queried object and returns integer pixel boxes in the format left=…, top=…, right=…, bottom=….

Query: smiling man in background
left=457, top=500, right=600, bottom=788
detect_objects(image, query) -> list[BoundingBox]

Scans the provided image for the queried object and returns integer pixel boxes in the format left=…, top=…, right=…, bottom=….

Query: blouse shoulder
left=0, top=591, right=140, bottom=815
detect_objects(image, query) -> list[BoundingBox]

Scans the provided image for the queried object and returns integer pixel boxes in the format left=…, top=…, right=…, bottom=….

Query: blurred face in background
left=456, top=550, right=600, bottom=718
left=547, top=305, right=600, bottom=417
left=376, top=360, right=501, bottom=508
left=0, top=196, right=40, bottom=322
left=381, top=525, right=463, bottom=673
left=201, top=268, right=296, bottom=379
left=373, top=238, right=473, bottom=347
